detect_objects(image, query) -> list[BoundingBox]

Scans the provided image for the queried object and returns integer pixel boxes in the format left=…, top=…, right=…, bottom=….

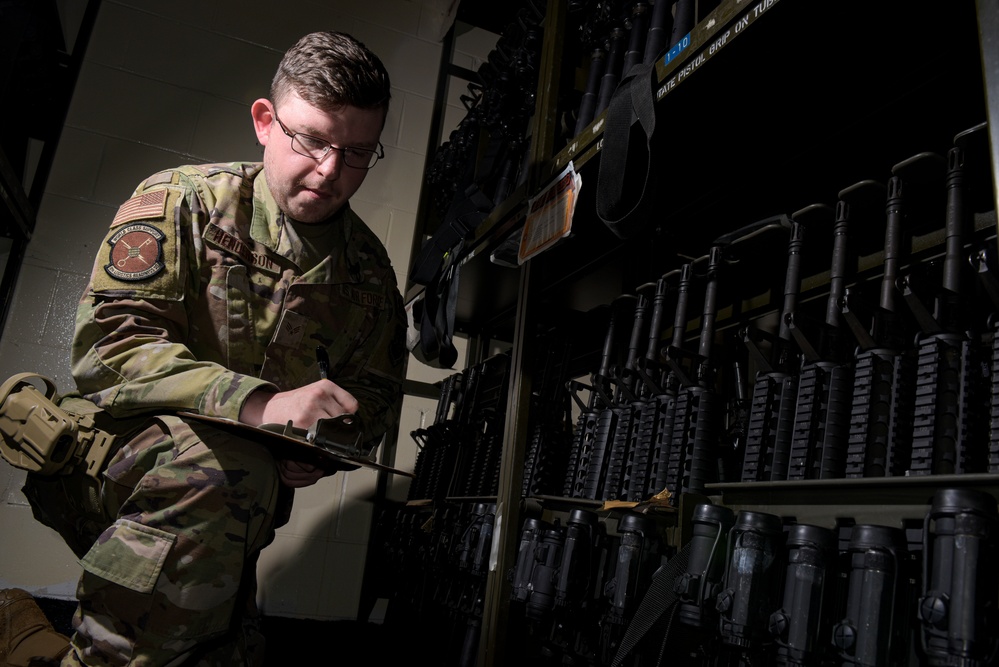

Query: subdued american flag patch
left=111, top=190, right=168, bottom=227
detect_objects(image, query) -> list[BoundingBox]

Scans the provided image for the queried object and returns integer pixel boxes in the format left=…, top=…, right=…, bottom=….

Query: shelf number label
left=663, top=33, right=691, bottom=66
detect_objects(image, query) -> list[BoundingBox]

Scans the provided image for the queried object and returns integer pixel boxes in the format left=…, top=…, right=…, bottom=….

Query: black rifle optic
left=524, top=521, right=566, bottom=623
left=715, top=509, right=785, bottom=662
left=456, top=502, right=496, bottom=667
left=600, top=512, right=663, bottom=664
left=769, top=523, right=838, bottom=666
left=832, top=524, right=912, bottom=667
left=546, top=508, right=606, bottom=666
left=675, top=502, right=736, bottom=630
left=510, top=517, right=551, bottom=605
left=554, top=508, right=603, bottom=611
left=918, top=487, right=999, bottom=667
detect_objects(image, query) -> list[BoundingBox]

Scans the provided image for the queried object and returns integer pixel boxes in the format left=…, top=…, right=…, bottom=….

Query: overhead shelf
left=408, top=0, right=990, bottom=344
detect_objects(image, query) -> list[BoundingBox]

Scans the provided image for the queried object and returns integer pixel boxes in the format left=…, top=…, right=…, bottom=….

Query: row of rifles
left=559, top=121, right=999, bottom=504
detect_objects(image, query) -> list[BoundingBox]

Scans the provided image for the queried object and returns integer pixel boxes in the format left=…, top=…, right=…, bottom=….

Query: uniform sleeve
left=334, top=270, right=407, bottom=453
left=71, top=177, right=275, bottom=421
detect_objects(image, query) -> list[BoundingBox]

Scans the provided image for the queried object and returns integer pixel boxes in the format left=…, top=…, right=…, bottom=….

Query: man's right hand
left=238, top=379, right=359, bottom=428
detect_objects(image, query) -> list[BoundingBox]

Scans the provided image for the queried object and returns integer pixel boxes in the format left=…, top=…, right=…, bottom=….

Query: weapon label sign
left=104, top=223, right=166, bottom=281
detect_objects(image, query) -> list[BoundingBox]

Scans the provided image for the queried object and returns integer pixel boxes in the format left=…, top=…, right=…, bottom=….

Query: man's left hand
left=277, top=459, right=328, bottom=487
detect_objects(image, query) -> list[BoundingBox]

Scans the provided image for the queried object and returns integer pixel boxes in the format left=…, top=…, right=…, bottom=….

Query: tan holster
left=0, top=373, right=116, bottom=479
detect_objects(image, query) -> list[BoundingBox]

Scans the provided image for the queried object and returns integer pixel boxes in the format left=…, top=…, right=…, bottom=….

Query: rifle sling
left=415, top=243, right=462, bottom=369
left=610, top=541, right=691, bottom=667
left=595, top=59, right=658, bottom=240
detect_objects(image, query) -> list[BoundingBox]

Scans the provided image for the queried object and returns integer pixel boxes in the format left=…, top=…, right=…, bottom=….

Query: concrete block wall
left=0, top=0, right=496, bottom=621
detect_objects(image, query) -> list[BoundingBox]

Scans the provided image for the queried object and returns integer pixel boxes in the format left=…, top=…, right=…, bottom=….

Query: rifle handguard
left=0, top=372, right=115, bottom=478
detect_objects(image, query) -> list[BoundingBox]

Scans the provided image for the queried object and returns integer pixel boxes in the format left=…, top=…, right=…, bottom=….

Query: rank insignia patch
left=104, top=223, right=166, bottom=281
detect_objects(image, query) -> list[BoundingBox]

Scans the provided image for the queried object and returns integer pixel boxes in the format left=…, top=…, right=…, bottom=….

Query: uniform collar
left=252, top=167, right=361, bottom=283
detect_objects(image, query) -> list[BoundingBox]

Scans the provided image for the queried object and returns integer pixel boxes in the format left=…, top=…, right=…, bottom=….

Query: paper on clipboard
left=518, top=162, right=581, bottom=265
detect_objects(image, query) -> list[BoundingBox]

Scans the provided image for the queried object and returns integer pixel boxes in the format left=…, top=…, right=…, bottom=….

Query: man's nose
left=315, top=148, right=343, bottom=179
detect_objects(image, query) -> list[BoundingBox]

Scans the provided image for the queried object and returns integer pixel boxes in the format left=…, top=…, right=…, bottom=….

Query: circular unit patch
left=104, top=223, right=166, bottom=282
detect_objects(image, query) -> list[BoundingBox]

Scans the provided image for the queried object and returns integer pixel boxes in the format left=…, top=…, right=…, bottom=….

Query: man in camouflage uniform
left=14, top=30, right=407, bottom=666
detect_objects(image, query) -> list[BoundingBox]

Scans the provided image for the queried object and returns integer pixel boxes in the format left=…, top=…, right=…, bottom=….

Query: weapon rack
left=379, top=0, right=999, bottom=665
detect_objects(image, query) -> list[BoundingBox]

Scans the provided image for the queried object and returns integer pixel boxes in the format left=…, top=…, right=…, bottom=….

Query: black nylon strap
left=610, top=541, right=691, bottom=667
left=417, top=241, right=462, bottom=369
left=595, top=59, right=658, bottom=240
left=409, top=185, right=492, bottom=286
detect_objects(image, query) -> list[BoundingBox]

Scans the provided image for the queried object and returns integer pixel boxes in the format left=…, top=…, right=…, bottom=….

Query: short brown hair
left=271, top=31, right=391, bottom=114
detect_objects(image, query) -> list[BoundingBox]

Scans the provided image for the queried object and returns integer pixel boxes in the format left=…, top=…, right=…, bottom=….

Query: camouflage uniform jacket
left=71, top=162, right=407, bottom=452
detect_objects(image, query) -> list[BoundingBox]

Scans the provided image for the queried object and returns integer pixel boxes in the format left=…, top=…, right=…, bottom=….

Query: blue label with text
left=663, top=33, right=691, bottom=65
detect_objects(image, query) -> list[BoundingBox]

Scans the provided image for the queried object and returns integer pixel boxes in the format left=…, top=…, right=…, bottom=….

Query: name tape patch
left=203, top=223, right=278, bottom=274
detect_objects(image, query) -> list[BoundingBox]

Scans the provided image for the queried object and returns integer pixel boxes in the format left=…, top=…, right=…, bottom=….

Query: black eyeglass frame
left=272, top=109, right=384, bottom=169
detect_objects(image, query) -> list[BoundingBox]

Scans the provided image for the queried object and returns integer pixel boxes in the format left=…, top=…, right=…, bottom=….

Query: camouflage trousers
left=23, top=415, right=284, bottom=666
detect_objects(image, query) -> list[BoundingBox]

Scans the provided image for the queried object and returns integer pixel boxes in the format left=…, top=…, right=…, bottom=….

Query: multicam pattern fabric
left=54, top=418, right=279, bottom=666
left=26, top=162, right=407, bottom=665
left=72, top=162, right=406, bottom=445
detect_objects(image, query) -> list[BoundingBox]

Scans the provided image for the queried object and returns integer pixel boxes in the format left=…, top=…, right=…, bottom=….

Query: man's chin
left=287, top=200, right=342, bottom=224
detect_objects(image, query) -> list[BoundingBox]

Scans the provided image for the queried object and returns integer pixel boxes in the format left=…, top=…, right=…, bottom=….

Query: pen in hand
left=316, top=345, right=330, bottom=380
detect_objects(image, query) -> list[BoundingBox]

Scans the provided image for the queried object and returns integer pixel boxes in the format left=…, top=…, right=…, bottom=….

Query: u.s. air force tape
left=104, top=223, right=166, bottom=282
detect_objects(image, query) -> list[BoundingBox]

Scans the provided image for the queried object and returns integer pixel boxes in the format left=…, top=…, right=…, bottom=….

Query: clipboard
left=178, top=411, right=414, bottom=477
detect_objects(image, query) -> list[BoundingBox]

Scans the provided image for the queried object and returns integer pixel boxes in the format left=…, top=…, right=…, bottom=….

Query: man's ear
left=250, top=99, right=275, bottom=146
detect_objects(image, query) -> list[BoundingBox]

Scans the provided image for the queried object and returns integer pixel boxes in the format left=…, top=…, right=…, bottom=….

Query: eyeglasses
left=272, top=110, right=384, bottom=169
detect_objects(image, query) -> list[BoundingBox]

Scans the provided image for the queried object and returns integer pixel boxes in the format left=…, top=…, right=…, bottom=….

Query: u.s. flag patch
left=104, top=223, right=166, bottom=281
left=111, top=190, right=167, bottom=227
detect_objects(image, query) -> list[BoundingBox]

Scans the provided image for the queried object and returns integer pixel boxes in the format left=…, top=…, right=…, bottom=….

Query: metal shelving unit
left=394, top=1, right=999, bottom=664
